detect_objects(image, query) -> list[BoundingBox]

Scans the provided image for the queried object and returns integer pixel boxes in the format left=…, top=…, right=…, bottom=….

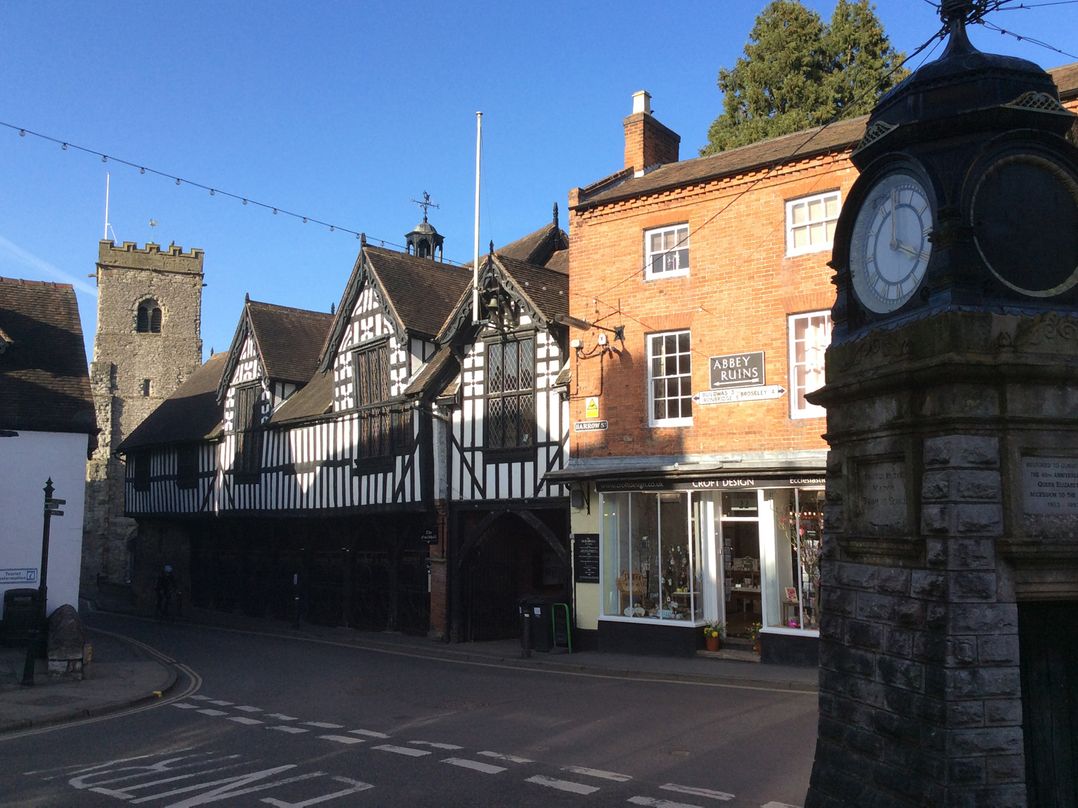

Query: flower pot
left=705, top=635, right=721, bottom=652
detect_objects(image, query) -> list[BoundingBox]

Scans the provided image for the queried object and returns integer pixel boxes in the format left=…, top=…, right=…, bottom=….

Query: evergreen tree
left=702, top=0, right=906, bottom=156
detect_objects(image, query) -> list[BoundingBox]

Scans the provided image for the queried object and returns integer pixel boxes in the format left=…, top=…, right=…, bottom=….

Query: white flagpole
left=472, top=111, right=483, bottom=322
left=104, top=172, right=111, bottom=240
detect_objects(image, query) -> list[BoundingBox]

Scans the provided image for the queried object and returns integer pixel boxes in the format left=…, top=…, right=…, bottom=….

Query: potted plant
left=703, top=620, right=724, bottom=652
left=749, top=621, right=763, bottom=654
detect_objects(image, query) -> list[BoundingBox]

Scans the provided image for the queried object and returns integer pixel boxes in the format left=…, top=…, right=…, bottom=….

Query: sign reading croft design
left=1022, top=456, right=1078, bottom=515
left=710, top=351, right=765, bottom=389
left=596, top=476, right=824, bottom=492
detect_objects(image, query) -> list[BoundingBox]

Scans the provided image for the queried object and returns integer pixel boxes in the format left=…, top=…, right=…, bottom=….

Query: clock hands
left=889, top=189, right=898, bottom=250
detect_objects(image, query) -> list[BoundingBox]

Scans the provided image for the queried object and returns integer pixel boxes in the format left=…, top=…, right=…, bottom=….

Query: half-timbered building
left=412, top=212, right=571, bottom=640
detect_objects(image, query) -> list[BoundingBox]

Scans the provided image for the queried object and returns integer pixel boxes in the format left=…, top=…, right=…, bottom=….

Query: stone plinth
left=806, top=310, right=1078, bottom=807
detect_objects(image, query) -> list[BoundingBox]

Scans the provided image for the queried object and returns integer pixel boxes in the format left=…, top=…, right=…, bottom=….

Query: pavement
left=0, top=601, right=818, bottom=736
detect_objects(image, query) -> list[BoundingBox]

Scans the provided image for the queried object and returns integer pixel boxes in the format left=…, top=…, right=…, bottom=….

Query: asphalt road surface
left=0, top=614, right=817, bottom=807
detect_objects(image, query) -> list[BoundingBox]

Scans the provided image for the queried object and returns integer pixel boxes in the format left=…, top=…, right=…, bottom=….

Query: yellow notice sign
left=585, top=397, right=600, bottom=419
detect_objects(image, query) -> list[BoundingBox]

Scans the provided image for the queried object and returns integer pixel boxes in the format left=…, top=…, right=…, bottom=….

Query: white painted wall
left=0, top=430, right=89, bottom=620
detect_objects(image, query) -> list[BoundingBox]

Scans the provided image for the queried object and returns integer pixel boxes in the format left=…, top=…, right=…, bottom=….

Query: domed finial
left=940, top=0, right=978, bottom=57
left=488, top=239, right=494, bottom=255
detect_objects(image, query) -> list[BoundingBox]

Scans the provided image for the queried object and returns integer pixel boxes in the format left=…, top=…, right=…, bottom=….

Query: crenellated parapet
left=97, top=240, right=204, bottom=275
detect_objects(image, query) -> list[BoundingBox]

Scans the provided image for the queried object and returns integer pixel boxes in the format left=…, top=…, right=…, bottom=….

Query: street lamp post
left=20, top=479, right=64, bottom=686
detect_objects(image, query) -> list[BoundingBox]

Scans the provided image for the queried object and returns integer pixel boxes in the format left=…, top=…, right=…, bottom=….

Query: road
left=0, top=614, right=817, bottom=807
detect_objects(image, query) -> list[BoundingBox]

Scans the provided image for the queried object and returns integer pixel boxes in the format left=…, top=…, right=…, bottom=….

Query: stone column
left=806, top=311, right=1078, bottom=807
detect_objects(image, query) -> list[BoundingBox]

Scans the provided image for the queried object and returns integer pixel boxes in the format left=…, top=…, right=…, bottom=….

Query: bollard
left=520, top=611, right=532, bottom=659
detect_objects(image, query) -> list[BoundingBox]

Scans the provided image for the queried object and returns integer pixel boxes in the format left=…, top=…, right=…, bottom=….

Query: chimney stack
left=624, top=90, right=680, bottom=177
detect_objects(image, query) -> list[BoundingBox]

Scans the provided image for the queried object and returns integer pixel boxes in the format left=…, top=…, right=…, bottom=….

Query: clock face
left=850, top=172, right=933, bottom=314
left=972, top=154, right=1078, bottom=298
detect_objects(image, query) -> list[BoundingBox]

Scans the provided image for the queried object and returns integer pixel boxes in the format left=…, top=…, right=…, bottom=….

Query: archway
left=458, top=509, right=569, bottom=642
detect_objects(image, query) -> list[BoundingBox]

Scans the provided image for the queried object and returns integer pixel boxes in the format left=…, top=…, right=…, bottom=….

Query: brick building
left=553, top=66, right=1078, bottom=663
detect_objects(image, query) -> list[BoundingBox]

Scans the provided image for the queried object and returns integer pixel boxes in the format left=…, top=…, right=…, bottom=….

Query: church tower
left=82, top=240, right=204, bottom=593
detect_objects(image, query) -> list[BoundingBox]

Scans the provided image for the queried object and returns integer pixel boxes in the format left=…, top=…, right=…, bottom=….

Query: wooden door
left=1020, top=600, right=1078, bottom=807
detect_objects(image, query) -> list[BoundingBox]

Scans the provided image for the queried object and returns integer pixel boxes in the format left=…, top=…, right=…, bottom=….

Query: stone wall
left=82, top=241, right=203, bottom=591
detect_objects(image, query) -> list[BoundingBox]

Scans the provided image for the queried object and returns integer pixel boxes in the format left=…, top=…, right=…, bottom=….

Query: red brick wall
left=568, top=150, right=858, bottom=462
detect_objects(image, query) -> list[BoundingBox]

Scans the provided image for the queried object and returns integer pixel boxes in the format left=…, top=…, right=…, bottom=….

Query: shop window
left=788, top=311, right=831, bottom=419
left=136, top=299, right=162, bottom=333
left=786, top=190, right=840, bottom=256
left=232, top=383, right=264, bottom=480
left=647, top=330, right=693, bottom=427
left=644, top=224, right=690, bottom=280
left=601, top=491, right=703, bottom=623
left=769, top=489, right=823, bottom=631
left=486, top=337, right=535, bottom=453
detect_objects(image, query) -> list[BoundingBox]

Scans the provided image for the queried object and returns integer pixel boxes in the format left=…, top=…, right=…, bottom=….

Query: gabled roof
left=496, top=216, right=569, bottom=268
left=120, top=352, right=228, bottom=451
left=492, top=254, right=568, bottom=326
left=0, top=277, right=95, bottom=435
left=217, top=298, right=333, bottom=400
left=318, top=246, right=471, bottom=372
left=268, top=369, right=334, bottom=425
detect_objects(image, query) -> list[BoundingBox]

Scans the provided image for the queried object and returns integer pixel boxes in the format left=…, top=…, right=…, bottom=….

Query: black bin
left=519, top=598, right=553, bottom=652
left=2, top=588, right=40, bottom=644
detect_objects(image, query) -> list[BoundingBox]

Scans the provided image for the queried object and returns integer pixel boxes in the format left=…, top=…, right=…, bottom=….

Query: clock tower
left=807, top=2, right=1078, bottom=806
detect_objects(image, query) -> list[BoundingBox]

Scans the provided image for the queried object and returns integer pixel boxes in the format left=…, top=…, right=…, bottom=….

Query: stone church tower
left=82, top=240, right=203, bottom=593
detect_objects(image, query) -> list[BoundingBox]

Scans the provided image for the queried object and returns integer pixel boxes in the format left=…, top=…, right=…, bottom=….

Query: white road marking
left=267, top=726, right=309, bottom=734
left=208, top=699, right=234, bottom=706
left=188, top=695, right=213, bottom=701
left=477, top=751, right=533, bottom=764
left=227, top=716, right=264, bottom=725
left=441, top=757, right=507, bottom=774
left=661, top=784, right=735, bottom=801
left=349, top=729, right=390, bottom=738
left=564, top=765, right=632, bottom=782
left=372, top=745, right=431, bottom=758
left=409, top=741, right=463, bottom=750
left=197, top=709, right=228, bottom=716
left=266, top=713, right=299, bottom=721
left=234, top=705, right=262, bottom=713
left=303, top=721, right=344, bottom=729
left=262, top=775, right=374, bottom=807
left=171, top=703, right=200, bottom=710
left=525, top=775, right=600, bottom=795
left=319, top=735, right=365, bottom=745
left=629, top=797, right=703, bottom=808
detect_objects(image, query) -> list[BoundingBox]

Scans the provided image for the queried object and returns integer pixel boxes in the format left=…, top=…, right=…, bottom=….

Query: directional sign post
left=23, top=479, right=63, bottom=686
left=693, top=385, right=786, bottom=405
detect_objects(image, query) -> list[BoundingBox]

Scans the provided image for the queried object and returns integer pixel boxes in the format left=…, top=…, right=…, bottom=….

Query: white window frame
left=644, top=224, right=690, bottom=280
left=785, top=191, right=840, bottom=257
left=788, top=311, right=831, bottom=419
left=647, top=330, right=693, bottom=427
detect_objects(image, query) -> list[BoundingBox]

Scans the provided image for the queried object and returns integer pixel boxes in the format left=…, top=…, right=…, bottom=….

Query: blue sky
left=2, top=1, right=1075, bottom=361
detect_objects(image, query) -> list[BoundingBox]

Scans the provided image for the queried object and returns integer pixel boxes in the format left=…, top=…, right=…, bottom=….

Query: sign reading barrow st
left=693, top=385, right=786, bottom=405
left=574, top=420, right=609, bottom=432
left=710, top=351, right=765, bottom=389
left=0, top=568, right=37, bottom=584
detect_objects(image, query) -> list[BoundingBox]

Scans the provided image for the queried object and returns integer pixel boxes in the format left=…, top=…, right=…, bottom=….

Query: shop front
left=570, top=473, right=823, bottom=664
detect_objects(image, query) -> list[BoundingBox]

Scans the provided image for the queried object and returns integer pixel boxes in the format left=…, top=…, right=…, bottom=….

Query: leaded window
left=176, top=444, right=198, bottom=489
left=353, top=342, right=411, bottom=462
left=486, top=337, right=535, bottom=451
left=233, top=383, right=264, bottom=478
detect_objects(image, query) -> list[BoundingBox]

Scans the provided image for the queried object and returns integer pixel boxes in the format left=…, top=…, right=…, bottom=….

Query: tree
left=702, top=0, right=906, bottom=155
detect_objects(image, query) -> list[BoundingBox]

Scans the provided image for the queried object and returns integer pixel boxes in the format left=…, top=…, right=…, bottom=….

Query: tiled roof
left=247, top=300, right=333, bottom=384
left=497, top=220, right=569, bottom=268
left=269, top=369, right=334, bottom=425
left=575, top=116, right=868, bottom=210
left=0, top=277, right=95, bottom=435
left=365, top=246, right=473, bottom=339
left=402, top=343, right=457, bottom=399
left=575, top=62, right=1078, bottom=212
left=1052, top=62, right=1078, bottom=100
left=119, top=352, right=228, bottom=450
left=494, top=254, right=569, bottom=325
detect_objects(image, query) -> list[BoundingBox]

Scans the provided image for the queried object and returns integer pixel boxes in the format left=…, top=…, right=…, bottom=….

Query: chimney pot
left=632, top=90, right=651, bottom=115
